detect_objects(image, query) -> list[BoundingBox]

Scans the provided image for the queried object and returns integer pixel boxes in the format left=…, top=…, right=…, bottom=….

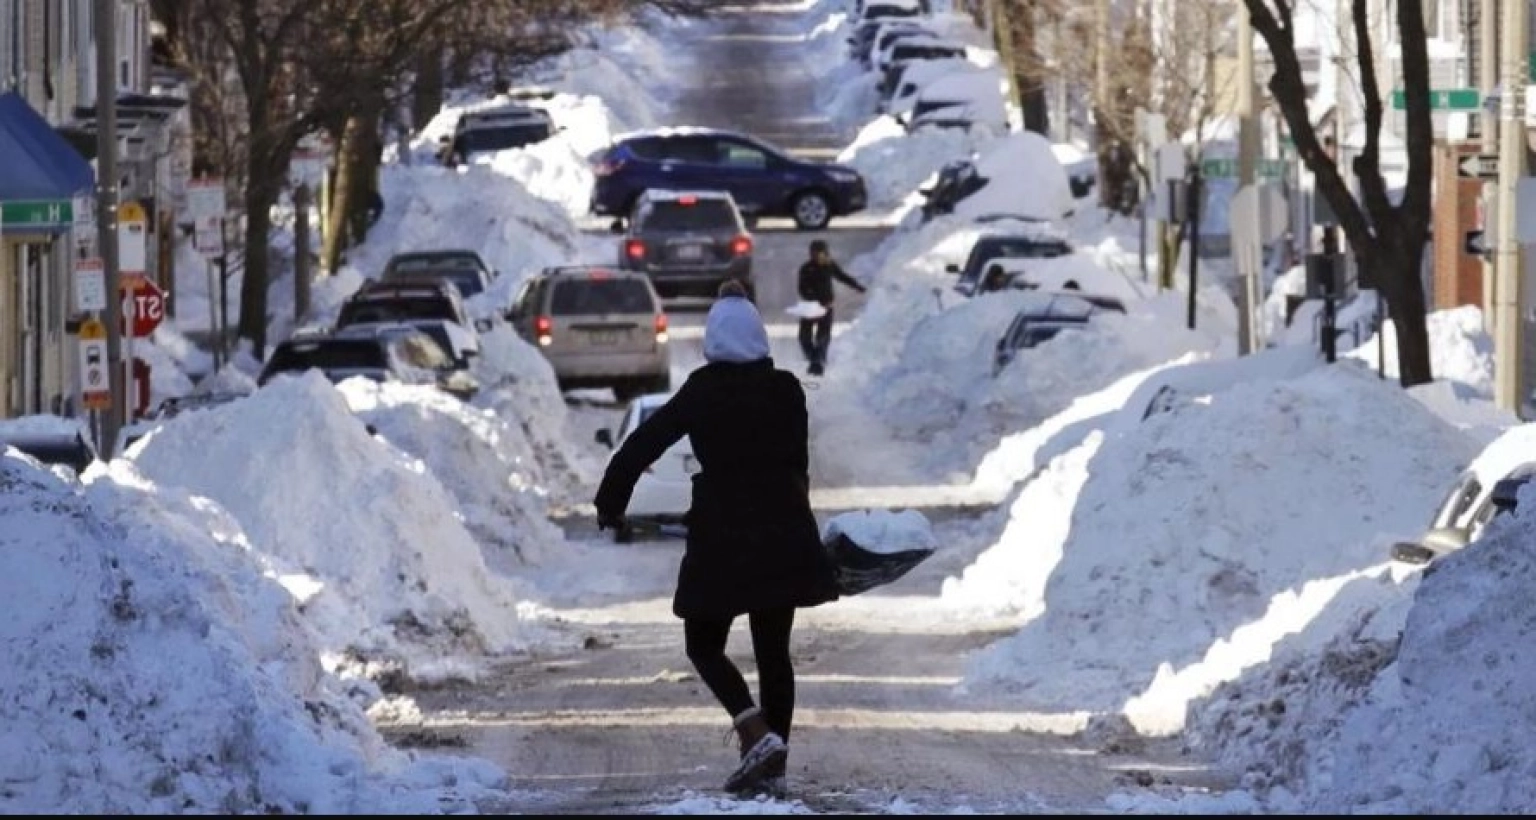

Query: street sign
left=131, top=358, right=152, bottom=419
left=1200, top=157, right=1288, bottom=180
left=186, top=179, right=226, bottom=221
left=1458, top=154, right=1499, bottom=180
left=120, top=276, right=166, bottom=338
left=1, top=199, right=73, bottom=231
left=193, top=217, right=224, bottom=257
left=118, top=201, right=148, bottom=274
left=1390, top=88, right=1480, bottom=111
left=78, top=318, right=110, bottom=411
left=75, top=258, right=107, bottom=312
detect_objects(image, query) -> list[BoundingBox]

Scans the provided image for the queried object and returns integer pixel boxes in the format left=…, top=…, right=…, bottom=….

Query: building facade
left=0, top=0, right=181, bottom=421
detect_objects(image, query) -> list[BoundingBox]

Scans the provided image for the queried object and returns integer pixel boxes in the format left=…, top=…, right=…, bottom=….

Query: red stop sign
left=120, top=277, right=166, bottom=338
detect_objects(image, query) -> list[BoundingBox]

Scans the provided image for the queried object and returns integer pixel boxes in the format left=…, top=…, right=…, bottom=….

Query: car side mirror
left=474, top=318, right=494, bottom=333
left=595, top=428, right=614, bottom=449
left=609, top=219, right=626, bottom=235
left=945, top=263, right=960, bottom=274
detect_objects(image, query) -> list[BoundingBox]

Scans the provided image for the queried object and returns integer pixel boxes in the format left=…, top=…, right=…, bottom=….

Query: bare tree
left=1241, top=0, right=1433, bottom=386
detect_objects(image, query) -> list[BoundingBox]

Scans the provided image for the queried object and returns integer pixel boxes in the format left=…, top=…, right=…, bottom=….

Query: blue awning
left=0, top=91, right=95, bottom=204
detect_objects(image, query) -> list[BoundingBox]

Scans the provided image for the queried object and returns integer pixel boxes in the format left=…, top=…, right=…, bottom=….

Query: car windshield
left=639, top=200, right=738, bottom=232
left=457, top=123, right=552, bottom=153
left=385, top=269, right=485, bottom=297
left=551, top=278, right=656, bottom=315
left=265, top=340, right=387, bottom=373
left=964, top=237, right=1072, bottom=280
left=3, top=436, right=95, bottom=472
left=338, top=298, right=457, bottom=325
left=1430, top=471, right=1482, bottom=529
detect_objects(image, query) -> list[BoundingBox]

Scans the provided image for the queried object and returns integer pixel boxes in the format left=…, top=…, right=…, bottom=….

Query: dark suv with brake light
left=589, top=127, right=867, bottom=230
left=616, top=189, right=754, bottom=299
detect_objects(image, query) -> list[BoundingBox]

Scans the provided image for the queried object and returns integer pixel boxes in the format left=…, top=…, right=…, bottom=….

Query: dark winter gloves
left=597, top=510, right=626, bottom=532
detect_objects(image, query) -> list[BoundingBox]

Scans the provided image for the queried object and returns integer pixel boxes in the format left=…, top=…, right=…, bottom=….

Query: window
left=1431, top=472, right=1482, bottom=529
left=668, top=136, right=720, bottom=164
left=456, top=122, right=552, bottom=155
left=640, top=200, right=739, bottom=232
left=550, top=278, right=656, bottom=316
left=626, top=137, right=668, bottom=159
left=395, top=333, right=453, bottom=371
left=718, top=141, right=768, bottom=168
left=337, top=297, right=456, bottom=326
left=266, top=341, right=388, bottom=374
left=509, top=279, right=539, bottom=320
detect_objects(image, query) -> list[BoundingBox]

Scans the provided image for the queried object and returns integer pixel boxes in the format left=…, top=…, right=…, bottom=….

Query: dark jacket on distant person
left=594, top=296, right=840, bottom=620
left=797, top=259, right=865, bottom=305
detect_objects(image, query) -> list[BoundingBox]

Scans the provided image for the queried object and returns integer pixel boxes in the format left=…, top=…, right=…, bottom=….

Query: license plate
left=675, top=244, right=703, bottom=260
left=590, top=330, right=621, bottom=345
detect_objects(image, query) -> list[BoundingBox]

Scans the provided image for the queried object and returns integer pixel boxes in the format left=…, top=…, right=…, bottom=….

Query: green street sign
left=1200, top=158, right=1287, bottom=180
left=1390, top=88, right=1480, bottom=111
left=0, top=199, right=74, bottom=231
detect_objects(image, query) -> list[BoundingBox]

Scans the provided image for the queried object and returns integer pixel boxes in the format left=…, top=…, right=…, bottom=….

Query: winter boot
left=722, top=707, right=787, bottom=794
left=757, top=752, right=788, bottom=798
left=807, top=361, right=824, bottom=377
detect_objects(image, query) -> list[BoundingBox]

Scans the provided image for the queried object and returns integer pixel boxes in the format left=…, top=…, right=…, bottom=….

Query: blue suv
left=589, top=127, right=868, bottom=230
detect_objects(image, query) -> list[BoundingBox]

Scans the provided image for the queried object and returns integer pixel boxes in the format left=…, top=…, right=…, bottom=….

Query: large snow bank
left=1188, top=469, right=1536, bottom=813
left=124, top=371, right=557, bottom=680
left=337, top=379, right=568, bottom=572
left=956, top=365, right=1479, bottom=736
left=1345, top=304, right=1495, bottom=397
left=0, top=451, right=508, bottom=813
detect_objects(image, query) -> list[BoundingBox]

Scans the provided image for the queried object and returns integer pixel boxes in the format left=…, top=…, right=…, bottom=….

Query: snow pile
left=0, top=451, right=509, bottom=813
left=954, top=131, right=1074, bottom=221
left=330, top=162, right=594, bottom=314
left=1187, top=462, right=1536, bottom=813
left=472, top=325, right=605, bottom=500
left=836, top=116, right=979, bottom=209
left=955, top=365, right=1479, bottom=737
left=337, top=379, right=568, bottom=572
left=1346, top=304, right=1495, bottom=397
left=824, top=509, right=937, bottom=555
left=124, top=371, right=558, bottom=680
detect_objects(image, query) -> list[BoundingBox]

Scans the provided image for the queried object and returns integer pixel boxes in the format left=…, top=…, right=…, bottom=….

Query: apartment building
left=0, top=0, right=186, bottom=420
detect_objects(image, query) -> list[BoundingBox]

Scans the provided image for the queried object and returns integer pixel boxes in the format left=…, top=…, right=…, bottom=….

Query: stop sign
left=120, top=277, right=166, bottom=338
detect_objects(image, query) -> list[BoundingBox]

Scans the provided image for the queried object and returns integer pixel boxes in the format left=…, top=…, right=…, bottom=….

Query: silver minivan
left=507, top=266, right=672, bottom=400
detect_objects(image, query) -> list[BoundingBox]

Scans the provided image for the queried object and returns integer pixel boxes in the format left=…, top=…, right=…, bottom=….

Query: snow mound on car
left=125, top=371, right=554, bottom=680
left=0, top=452, right=509, bottom=813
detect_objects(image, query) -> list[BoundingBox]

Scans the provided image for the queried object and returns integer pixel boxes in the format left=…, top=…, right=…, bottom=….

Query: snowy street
left=6, top=0, right=1536, bottom=816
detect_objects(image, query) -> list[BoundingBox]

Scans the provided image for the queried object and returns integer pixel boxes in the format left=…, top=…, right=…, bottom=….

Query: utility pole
left=1494, top=0, right=1527, bottom=413
left=1480, top=0, right=1498, bottom=331
left=1236, top=8, right=1260, bottom=355
left=94, top=0, right=122, bottom=459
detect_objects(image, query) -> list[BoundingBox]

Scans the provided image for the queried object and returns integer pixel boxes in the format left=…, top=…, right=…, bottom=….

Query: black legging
left=798, top=310, right=834, bottom=367
left=684, top=608, right=798, bottom=742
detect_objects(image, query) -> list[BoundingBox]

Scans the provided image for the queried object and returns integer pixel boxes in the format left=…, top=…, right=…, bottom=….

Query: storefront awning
left=0, top=91, right=95, bottom=234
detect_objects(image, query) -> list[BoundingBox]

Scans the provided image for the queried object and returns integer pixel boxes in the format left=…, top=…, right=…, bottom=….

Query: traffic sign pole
left=94, top=0, right=123, bottom=458
left=1495, top=0, right=1528, bottom=414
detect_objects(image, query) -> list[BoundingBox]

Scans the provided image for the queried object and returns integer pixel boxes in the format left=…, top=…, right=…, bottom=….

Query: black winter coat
left=594, top=359, right=841, bottom=620
left=797, top=260, right=865, bottom=305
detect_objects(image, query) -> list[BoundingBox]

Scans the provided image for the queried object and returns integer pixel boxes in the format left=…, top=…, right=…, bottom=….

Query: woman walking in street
left=594, top=282, right=841, bottom=796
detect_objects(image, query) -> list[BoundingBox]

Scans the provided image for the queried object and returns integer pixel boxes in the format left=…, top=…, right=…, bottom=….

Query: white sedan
left=595, top=391, right=698, bottom=541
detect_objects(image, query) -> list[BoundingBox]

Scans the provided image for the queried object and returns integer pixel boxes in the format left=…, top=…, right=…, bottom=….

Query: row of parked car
left=849, top=0, right=1007, bottom=136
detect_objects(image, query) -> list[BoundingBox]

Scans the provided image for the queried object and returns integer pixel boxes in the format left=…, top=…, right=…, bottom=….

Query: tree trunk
left=1370, top=239, right=1434, bottom=387
left=1020, top=80, right=1050, bottom=135
left=321, top=115, right=364, bottom=274
left=411, top=46, right=444, bottom=132
left=237, top=173, right=277, bottom=358
left=346, top=107, right=383, bottom=248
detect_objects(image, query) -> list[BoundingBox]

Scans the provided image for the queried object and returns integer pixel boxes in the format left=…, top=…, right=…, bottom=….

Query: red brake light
left=678, top=195, right=697, bottom=205
left=730, top=235, right=753, bottom=255
left=655, top=314, right=668, bottom=333
left=589, top=268, right=611, bottom=280
left=534, top=315, right=552, bottom=335
left=625, top=239, right=646, bottom=260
